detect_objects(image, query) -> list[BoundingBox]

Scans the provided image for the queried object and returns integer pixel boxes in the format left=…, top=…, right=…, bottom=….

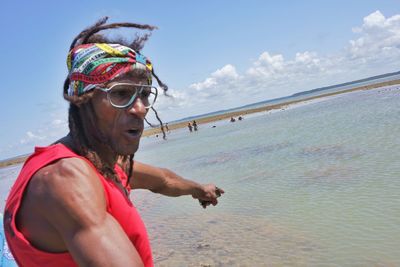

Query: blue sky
left=1, top=0, right=400, bottom=159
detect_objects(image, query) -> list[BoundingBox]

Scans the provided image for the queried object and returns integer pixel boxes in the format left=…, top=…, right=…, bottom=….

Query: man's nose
left=126, top=97, right=147, bottom=118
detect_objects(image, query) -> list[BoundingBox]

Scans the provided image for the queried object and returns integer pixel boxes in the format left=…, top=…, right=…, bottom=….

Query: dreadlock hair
left=63, top=17, right=168, bottom=186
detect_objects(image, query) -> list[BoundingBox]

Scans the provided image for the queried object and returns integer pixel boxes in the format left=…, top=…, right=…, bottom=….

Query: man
left=3, top=18, right=223, bottom=267
left=192, top=120, right=198, bottom=131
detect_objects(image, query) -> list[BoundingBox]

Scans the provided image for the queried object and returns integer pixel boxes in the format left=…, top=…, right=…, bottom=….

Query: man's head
left=63, top=17, right=167, bottom=181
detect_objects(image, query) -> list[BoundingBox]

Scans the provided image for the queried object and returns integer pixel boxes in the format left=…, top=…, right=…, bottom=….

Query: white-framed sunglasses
left=96, top=83, right=158, bottom=109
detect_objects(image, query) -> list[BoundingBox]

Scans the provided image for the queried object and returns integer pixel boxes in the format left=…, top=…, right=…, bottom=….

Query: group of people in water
left=230, top=116, right=243, bottom=122
left=158, top=115, right=245, bottom=136
left=187, top=120, right=198, bottom=132
left=186, top=116, right=244, bottom=133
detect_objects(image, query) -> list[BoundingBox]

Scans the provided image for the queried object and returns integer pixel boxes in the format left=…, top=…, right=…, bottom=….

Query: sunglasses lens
left=139, top=86, right=157, bottom=108
left=109, top=85, right=136, bottom=107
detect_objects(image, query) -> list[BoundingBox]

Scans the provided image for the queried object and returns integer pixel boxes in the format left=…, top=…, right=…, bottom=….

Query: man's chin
left=116, top=143, right=140, bottom=156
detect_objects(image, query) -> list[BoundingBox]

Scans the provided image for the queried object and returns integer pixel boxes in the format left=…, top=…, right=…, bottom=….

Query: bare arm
left=130, top=161, right=224, bottom=208
left=30, top=158, right=144, bottom=267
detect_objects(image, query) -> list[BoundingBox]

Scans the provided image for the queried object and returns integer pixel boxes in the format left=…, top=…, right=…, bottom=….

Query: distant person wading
left=192, top=120, right=198, bottom=131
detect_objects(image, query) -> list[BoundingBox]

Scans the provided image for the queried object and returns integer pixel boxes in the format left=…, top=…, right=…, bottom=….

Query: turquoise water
left=1, top=86, right=399, bottom=266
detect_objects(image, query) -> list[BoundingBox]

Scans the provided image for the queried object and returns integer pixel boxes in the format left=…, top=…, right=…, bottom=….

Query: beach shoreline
left=142, top=78, right=400, bottom=136
left=1, top=78, right=399, bottom=168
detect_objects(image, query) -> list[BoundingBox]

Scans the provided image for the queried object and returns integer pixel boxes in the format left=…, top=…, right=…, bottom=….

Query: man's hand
left=192, top=184, right=224, bottom=209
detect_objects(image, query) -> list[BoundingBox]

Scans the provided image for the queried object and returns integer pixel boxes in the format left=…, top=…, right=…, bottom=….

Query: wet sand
left=0, top=155, right=28, bottom=168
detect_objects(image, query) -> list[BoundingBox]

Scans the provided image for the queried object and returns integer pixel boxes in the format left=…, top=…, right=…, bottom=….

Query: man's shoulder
left=19, top=157, right=108, bottom=242
left=29, top=157, right=102, bottom=203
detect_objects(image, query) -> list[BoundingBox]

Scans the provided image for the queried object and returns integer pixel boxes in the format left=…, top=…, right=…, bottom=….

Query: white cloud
left=155, top=89, right=191, bottom=110
left=20, top=131, right=45, bottom=144
left=213, top=64, right=239, bottom=80
left=8, top=116, right=69, bottom=157
left=189, top=64, right=239, bottom=91
left=257, top=52, right=285, bottom=70
left=348, top=10, right=400, bottom=59
left=52, top=119, right=65, bottom=126
left=364, top=10, right=386, bottom=27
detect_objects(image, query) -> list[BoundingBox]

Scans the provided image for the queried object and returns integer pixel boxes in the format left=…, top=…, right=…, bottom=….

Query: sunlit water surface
left=1, top=86, right=399, bottom=266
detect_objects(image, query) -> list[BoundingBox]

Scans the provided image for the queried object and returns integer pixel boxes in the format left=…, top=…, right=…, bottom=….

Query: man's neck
left=94, top=141, right=118, bottom=167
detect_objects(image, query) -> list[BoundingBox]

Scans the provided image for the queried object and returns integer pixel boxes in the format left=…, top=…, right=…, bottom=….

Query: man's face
left=90, top=75, right=149, bottom=155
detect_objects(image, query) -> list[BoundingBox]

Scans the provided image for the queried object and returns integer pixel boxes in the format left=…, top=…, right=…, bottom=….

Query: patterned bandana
left=66, top=43, right=153, bottom=96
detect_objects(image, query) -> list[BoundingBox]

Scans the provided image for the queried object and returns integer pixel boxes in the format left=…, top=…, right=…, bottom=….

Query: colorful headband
left=66, top=43, right=153, bottom=96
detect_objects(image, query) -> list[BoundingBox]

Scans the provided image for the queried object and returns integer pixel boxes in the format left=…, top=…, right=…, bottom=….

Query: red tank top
left=3, top=144, right=153, bottom=267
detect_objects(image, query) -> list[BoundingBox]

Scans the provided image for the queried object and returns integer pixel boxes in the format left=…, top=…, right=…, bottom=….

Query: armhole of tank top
left=5, top=153, right=112, bottom=258
left=11, top=154, right=111, bottom=243
left=8, top=155, right=77, bottom=253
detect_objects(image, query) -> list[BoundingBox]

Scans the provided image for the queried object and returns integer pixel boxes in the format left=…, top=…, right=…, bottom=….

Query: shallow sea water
left=134, top=86, right=400, bottom=266
left=1, top=86, right=400, bottom=266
